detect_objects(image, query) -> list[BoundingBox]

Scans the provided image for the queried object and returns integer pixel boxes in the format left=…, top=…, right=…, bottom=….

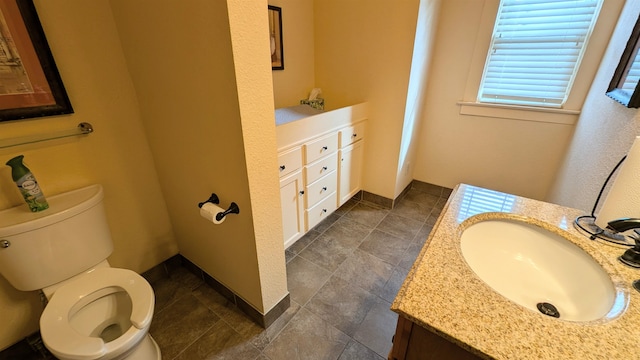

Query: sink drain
left=536, top=302, right=560, bottom=318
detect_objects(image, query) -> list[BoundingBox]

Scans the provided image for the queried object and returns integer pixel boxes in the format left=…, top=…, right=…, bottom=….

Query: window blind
left=478, top=0, right=603, bottom=108
left=621, top=48, right=640, bottom=95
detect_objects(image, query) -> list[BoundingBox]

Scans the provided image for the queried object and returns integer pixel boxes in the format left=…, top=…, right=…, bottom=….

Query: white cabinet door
left=339, top=140, right=364, bottom=206
left=280, top=171, right=305, bottom=249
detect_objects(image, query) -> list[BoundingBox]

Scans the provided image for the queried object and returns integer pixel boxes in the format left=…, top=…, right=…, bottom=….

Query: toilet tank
left=0, top=185, right=113, bottom=291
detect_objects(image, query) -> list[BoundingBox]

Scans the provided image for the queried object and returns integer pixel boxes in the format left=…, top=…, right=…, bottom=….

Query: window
left=478, top=0, right=604, bottom=108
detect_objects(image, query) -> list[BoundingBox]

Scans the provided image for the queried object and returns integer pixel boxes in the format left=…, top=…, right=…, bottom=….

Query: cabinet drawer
left=339, top=122, right=366, bottom=147
left=305, top=170, right=337, bottom=208
left=305, top=133, right=338, bottom=164
left=305, top=152, right=338, bottom=184
left=306, top=192, right=338, bottom=230
left=277, top=147, right=302, bottom=178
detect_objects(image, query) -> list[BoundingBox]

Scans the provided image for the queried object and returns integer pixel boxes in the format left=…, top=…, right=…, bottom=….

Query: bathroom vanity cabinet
left=389, top=316, right=481, bottom=360
left=276, top=103, right=367, bottom=249
left=390, top=183, right=640, bottom=360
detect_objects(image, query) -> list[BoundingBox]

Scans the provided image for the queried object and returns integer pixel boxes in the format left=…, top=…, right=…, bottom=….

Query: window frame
left=459, top=0, right=625, bottom=124
left=477, top=0, right=603, bottom=109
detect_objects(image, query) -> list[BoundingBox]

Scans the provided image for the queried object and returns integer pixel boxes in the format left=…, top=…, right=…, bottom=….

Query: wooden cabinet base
left=388, top=316, right=484, bottom=360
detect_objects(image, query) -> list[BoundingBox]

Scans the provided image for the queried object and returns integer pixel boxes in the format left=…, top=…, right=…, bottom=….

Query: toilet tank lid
left=0, top=184, right=104, bottom=237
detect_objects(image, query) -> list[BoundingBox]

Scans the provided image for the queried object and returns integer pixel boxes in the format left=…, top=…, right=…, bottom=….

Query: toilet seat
left=40, top=267, right=155, bottom=360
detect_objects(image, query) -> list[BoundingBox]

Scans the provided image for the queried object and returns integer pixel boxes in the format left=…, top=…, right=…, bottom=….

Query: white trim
left=457, top=101, right=579, bottom=125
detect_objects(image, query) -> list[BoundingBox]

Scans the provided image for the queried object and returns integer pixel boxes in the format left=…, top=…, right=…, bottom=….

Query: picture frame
left=606, top=14, right=640, bottom=108
left=0, top=0, right=73, bottom=122
left=268, top=5, right=284, bottom=70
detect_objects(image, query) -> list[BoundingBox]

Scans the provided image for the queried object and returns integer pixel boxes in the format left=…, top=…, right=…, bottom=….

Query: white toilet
left=0, top=184, right=161, bottom=360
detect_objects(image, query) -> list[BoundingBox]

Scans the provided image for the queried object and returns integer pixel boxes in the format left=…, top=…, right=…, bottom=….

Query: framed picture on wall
left=0, top=0, right=73, bottom=122
left=606, top=14, right=640, bottom=108
left=269, top=5, right=284, bottom=70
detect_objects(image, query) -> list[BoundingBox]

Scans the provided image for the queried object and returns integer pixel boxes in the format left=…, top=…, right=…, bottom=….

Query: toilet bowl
left=0, top=185, right=161, bottom=360
left=40, top=267, right=159, bottom=360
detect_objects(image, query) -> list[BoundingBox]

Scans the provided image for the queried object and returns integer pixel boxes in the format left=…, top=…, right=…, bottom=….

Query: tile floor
left=1, top=182, right=451, bottom=360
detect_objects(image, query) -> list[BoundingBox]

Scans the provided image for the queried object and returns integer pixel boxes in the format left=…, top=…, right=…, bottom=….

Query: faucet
left=607, top=218, right=640, bottom=268
left=606, top=218, right=640, bottom=233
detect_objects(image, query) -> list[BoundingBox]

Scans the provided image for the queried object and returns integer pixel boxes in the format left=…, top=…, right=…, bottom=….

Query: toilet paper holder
left=198, top=193, right=220, bottom=207
left=198, top=193, right=240, bottom=221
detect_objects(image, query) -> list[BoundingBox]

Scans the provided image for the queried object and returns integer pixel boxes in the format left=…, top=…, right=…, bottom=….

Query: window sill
left=457, top=101, right=580, bottom=125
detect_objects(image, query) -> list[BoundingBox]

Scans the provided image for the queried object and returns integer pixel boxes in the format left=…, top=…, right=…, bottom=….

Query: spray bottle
left=5, top=155, right=49, bottom=212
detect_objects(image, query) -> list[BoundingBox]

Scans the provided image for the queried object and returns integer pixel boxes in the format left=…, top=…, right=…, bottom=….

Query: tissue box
left=300, top=98, right=325, bottom=110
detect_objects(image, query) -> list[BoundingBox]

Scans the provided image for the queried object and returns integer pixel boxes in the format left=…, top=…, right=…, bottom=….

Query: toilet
left=0, top=184, right=161, bottom=360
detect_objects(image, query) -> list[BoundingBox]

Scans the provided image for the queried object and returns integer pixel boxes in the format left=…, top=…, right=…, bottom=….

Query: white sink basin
left=460, top=218, right=619, bottom=322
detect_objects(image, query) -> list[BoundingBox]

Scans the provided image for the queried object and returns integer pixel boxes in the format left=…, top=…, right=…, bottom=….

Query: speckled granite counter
left=391, top=184, right=640, bottom=359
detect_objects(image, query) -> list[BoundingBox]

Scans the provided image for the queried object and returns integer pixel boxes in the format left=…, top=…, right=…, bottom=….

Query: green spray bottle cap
left=6, top=155, right=29, bottom=182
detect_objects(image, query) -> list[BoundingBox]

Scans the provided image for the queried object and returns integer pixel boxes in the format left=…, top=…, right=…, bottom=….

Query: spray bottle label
left=15, top=173, right=49, bottom=212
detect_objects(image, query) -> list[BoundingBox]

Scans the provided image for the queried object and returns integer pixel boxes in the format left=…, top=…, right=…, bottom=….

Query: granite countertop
left=391, top=184, right=640, bottom=360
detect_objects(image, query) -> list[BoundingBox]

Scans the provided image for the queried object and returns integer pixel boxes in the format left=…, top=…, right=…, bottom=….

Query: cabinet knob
left=322, top=166, right=328, bottom=171
left=279, top=165, right=286, bottom=171
left=352, top=133, right=357, bottom=137
left=322, top=209, right=327, bottom=213
left=322, top=186, right=327, bottom=191
left=322, top=146, right=328, bottom=150
left=299, top=190, right=305, bottom=195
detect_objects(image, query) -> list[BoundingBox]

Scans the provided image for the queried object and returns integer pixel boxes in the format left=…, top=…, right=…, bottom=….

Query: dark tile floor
left=147, top=183, right=449, bottom=360
left=1, top=182, right=451, bottom=360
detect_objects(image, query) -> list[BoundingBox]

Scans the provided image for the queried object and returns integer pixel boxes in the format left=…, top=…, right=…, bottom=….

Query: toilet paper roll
left=595, top=136, right=640, bottom=230
left=200, top=202, right=226, bottom=224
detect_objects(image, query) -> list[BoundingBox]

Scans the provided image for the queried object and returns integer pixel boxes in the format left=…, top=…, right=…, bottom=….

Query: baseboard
left=361, top=179, right=448, bottom=209
left=362, top=191, right=394, bottom=208
left=169, top=255, right=290, bottom=329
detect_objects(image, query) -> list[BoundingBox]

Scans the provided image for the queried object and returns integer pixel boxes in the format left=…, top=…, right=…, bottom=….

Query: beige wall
left=0, top=0, right=177, bottom=350
left=270, top=0, right=316, bottom=108
left=548, top=1, right=640, bottom=212
left=395, top=0, right=441, bottom=197
left=412, top=0, right=571, bottom=200
left=227, top=0, right=289, bottom=313
left=412, top=0, right=623, bottom=200
left=1, top=0, right=631, bottom=351
left=314, top=0, right=421, bottom=200
left=110, top=0, right=287, bottom=313
left=269, top=0, right=443, bottom=200
left=275, top=0, right=624, bottom=201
